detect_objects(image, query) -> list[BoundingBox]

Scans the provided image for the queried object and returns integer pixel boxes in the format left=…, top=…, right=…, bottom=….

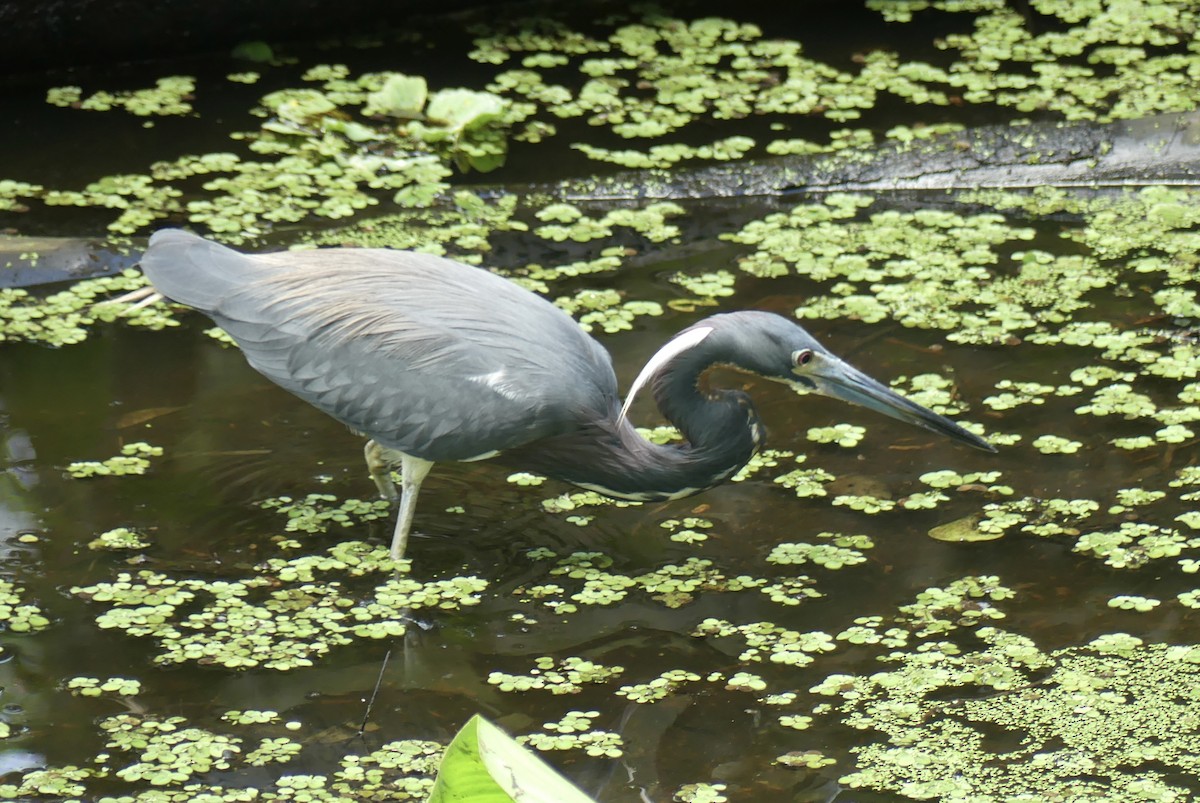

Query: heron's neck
left=513, top=349, right=764, bottom=502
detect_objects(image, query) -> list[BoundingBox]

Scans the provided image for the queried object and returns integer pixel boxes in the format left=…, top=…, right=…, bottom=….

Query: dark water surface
left=3, top=250, right=1191, bottom=799
left=2, top=2, right=1200, bottom=801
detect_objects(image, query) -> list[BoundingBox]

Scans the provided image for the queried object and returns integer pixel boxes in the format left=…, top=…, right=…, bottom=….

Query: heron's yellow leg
left=391, top=455, right=434, bottom=562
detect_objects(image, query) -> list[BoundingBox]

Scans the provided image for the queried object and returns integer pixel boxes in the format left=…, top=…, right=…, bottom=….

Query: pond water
left=3, top=1, right=1200, bottom=801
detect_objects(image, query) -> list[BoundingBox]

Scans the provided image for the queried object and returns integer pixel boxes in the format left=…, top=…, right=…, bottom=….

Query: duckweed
left=72, top=539, right=487, bottom=670
left=519, top=710, right=623, bottom=758
left=1, top=269, right=173, bottom=347
left=674, top=783, right=728, bottom=803
left=9, top=2, right=1200, bottom=799
left=88, top=527, right=152, bottom=551
left=65, top=677, right=143, bottom=697
left=48, top=77, right=196, bottom=116
left=66, top=442, right=163, bottom=478
left=487, top=656, right=624, bottom=694
left=807, top=423, right=866, bottom=448
left=0, top=580, right=51, bottom=633
left=831, top=622, right=1200, bottom=800
left=617, top=669, right=704, bottom=703
left=767, top=538, right=870, bottom=570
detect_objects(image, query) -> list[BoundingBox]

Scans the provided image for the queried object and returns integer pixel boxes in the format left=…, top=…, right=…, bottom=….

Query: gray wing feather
left=142, top=229, right=618, bottom=461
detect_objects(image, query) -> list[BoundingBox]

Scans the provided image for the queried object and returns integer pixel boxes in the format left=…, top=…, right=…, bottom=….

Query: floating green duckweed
left=47, top=77, right=196, bottom=116
left=0, top=580, right=50, bottom=634
left=731, top=448, right=792, bottom=482
left=7, top=0, right=1200, bottom=256
left=660, top=517, right=713, bottom=544
left=245, top=737, right=303, bottom=766
left=724, top=192, right=1139, bottom=360
left=984, top=380, right=1077, bottom=411
left=474, top=0, right=1200, bottom=151
left=100, top=714, right=241, bottom=785
left=767, top=537, right=871, bottom=570
left=518, top=710, right=623, bottom=758
left=806, top=423, right=866, bottom=448
left=72, top=541, right=487, bottom=670
left=22, top=68, right=525, bottom=241
left=836, top=616, right=909, bottom=648
left=506, top=471, right=546, bottom=486
left=616, top=669, right=704, bottom=703
left=221, top=710, right=281, bottom=725
left=761, top=576, right=824, bottom=607
left=776, top=750, right=836, bottom=769
left=554, top=288, right=664, bottom=334
left=537, top=202, right=685, bottom=245
left=1073, top=521, right=1192, bottom=569
left=541, top=490, right=638, bottom=514
left=1108, top=594, right=1161, bottom=612
left=901, top=491, right=950, bottom=511
left=487, top=656, right=624, bottom=694
left=0, top=714, right=443, bottom=800
left=65, top=676, right=142, bottom=697
left=897, top=576, right=1013, bottom=637
left=88, top=527, right=151, bottom=551
left=1110, top=488, right=1167, bottom=513
left=725, top=671, right=768, bottom=693
left=670, top=270, right=736, bottom=300
left=774, top=460, right=835, bottom=499
left=259, top=493, right=391, bottom=534
left=766, top=128, right=875, bottom=156
left=513, top=550, right=770, bottom=613
left=833, top=494, right=897, bottom=514
left=673, top=783, right=728, bottom=803
left=67, top=442, right=163, bottom=478
left=0, top=766, right=91, bottom=798
left=573, top=136, right=754, bottom=169
left=779, top=714, right=812, bottom=731
left=829, top=621, right=1200, bottom=801
left=920, top=469, right=1011, bottom=494
left=0, top=269, right=175, bottom=346
left=1031, top=434, right=1083, bottom=454
left=1178, top=590, right=1200, bottom=609
left=694, top=618, right=836, bottom=667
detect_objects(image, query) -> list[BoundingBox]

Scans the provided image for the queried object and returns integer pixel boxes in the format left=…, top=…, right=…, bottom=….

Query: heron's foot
left=363, top=439, right=400, bottom=502
left=92, top=286, right=165, bottom=314
left=373, top=473, right=400, bottom=504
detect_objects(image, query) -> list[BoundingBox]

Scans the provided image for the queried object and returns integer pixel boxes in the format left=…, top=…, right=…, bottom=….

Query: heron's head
left=622, top=311, right=995, bottom=453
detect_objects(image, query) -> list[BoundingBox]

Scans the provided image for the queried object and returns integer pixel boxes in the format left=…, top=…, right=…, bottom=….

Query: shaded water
left=4, top=240, right=1195, bottom=799
left=3, top=1, right=1200, bottom=801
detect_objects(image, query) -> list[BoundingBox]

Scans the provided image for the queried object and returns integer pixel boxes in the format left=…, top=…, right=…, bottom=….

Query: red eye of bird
left=795, top=349, right=814, bottom=366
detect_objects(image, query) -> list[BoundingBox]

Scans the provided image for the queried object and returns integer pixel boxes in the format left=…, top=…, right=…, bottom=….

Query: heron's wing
left=141, top=229, right=618, bottom=461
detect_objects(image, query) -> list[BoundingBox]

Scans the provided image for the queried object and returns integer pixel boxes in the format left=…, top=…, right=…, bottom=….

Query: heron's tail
left=140, top=229, right=264, bottom=313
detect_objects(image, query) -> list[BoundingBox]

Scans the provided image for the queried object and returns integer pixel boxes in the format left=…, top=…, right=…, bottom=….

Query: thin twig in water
left=358, top=647, right=392, bottom=739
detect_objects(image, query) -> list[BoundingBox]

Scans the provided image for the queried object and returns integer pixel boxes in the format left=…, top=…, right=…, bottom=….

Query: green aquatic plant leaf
left=428, top=715, right=596, bottom=802
left=426, top=89, right=507, bottom=132
left=365, top=73, right=429, bottom=118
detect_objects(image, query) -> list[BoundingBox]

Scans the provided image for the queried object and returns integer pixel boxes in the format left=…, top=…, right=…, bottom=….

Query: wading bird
left=140, top=228, right=994, bottom=561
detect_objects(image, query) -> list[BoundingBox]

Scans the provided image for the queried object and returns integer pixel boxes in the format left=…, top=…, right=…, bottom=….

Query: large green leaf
left=428, top=715, right=597, bottom=803
left=425, top=89, right=507, bottom=132
left=365, top=74, right=428, bottom=118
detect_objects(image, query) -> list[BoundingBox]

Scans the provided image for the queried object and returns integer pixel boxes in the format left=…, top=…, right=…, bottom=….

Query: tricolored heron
left=140, top=228, right=993, bottom=561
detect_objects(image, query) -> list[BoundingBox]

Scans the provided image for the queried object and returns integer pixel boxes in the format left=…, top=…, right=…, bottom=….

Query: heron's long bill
left=809, top=358, right=997, bottom=453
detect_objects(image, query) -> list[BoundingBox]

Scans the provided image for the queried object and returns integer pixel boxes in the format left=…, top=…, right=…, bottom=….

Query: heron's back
left=141, top=229, right=619, bottom=461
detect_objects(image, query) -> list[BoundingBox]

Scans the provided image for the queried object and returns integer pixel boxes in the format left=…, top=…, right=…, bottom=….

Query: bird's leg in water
left=364, top=439, right=399, bottom=502
left=391, top=454, right=434, bottom=562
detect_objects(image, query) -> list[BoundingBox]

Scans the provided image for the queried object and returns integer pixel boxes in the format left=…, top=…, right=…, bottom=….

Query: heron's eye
left=794, top=349, right=814, bottom=367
